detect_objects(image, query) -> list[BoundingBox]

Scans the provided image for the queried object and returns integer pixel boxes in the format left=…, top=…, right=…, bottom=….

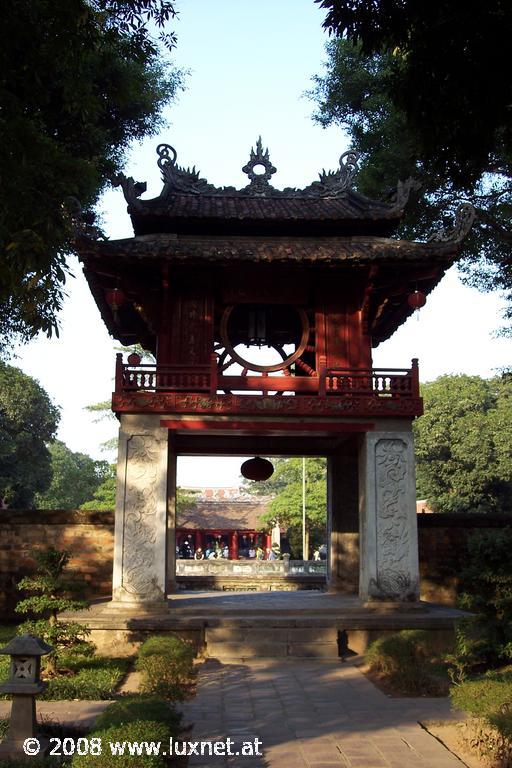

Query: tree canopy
left=34, top=440, right=111, bottom=509
left=0, top=362, right=60, bottom=507
left=246, top=458, right=327, bottom=555
left=316, top=1, right=511, bottom=185
left=0, top=0, right=183, bottom=353
left=311, top=3, right=512, bottom=326
left=414, top=374, right=512, bottom=514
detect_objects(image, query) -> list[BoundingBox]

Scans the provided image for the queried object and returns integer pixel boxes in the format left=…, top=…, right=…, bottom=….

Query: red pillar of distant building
left=266, top=533, right=272, bottom=551
left=194, top=530, right=202, bottom=551
left=230, top=530, right=239, bottom=560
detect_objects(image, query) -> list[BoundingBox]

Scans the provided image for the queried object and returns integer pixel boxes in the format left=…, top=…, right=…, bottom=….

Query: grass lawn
left=0, top=624, right=130, bottom=700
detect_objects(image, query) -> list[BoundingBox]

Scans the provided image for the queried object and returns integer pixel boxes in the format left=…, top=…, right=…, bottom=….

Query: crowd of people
left=176, top=534, right=282, bottom=561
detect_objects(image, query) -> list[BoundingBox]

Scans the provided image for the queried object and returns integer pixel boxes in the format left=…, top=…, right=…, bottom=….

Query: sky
left=13, top=0, right=512, bottom=487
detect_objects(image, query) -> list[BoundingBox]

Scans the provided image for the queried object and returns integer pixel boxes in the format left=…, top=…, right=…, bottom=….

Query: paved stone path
left=180, top=658, right=466, bottom=768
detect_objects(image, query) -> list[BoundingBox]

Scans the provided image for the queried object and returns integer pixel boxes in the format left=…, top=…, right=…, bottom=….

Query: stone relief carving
left=121, top=434, right=164, bottom=600
left=370, top=438, right=418, bottom=600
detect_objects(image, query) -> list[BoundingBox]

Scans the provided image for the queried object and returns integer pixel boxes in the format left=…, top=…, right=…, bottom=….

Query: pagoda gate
left=77, top=140, right=473, bottom=612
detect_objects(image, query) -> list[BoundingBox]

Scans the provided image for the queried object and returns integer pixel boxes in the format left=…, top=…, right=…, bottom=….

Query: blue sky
left=14, top=0, right=512, bottom=486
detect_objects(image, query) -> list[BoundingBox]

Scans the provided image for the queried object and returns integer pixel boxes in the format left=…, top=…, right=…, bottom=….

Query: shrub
left=15, top=549, right=92, bottom=674
left=94, top=696, right=181, bottom=732
left=451, top=668, right=512, bottom=763
left=136, top=635, right=195, bottom=701
left=455, top=529, right=512, bottom=673
left=71, top=721, right=172, bottom=768
left=365, top=629, right=444, bottom=694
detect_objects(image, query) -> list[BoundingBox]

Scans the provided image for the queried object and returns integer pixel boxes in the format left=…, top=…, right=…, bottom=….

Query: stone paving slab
left=179, top=658, right=466, bottom=768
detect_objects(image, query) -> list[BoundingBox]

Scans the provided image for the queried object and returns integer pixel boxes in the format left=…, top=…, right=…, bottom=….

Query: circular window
left=219, top=305, right=310, bottom=373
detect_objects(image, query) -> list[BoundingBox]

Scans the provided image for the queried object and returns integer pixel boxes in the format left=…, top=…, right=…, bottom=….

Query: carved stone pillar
left=359, top=429, right=420, bottom=602
left=327, top=444, right=359, bottom=593
left=112, top=415, right=169, bottom=609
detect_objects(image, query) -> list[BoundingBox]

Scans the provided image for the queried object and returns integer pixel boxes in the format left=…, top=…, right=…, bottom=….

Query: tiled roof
left=178, top=498, right=271, bottom=531
left=134, top=191, right=398, bottom=222
left=78, top=234, right=459, bottom=265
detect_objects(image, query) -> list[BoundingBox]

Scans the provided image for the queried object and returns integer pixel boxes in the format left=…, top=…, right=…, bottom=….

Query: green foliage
left=15, top=549, right=91, bottom=672
left=34, top=441, right=111, bottom=509
left=365, top=629, right=447, bottom=694
left=71, top=721, right=173, bottom=767
left=309, top=32, right=512, bottom=328
left=136, top=635, right=195, bottom=701
left=41, top=655, right=129, bottom=700
left=451, top=667, right=512, bottom=762
left=0, top=362, right=59, bottom=507
left=414, top=375, right=512, bottom=513
left=245, top=458, right=327, bottom=553
left=316, top=1, right=511, bottom=186
left=94, top=696, right=181, bottom=731
left=0, top=0, right=183, bottom=351
left=449, top=529, right=512, bottom=675
left=80, top=465, right=116, bottom=510
left=0, top=652, right=128, bottom=700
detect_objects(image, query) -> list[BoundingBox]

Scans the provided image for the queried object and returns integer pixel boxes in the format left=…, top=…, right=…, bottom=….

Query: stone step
left=204, top=626, right=341, bottom=659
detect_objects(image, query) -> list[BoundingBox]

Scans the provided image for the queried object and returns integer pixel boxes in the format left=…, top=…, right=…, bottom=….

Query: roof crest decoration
left=426, top=203, right=476, bottom=243
left=149, top=141, right=364, bottom=199
left=111, top=140, right=417, bottom=214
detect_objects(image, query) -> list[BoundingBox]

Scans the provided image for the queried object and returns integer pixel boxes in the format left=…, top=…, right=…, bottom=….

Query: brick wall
left=0, top=510, right=114, bottom=617
left=418, top=513, right=512, bottom=604
left=1, top=510, right=511, bottom=617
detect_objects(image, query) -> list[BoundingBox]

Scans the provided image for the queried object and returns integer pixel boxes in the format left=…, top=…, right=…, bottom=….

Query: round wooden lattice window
left=219, top=305, right=310, bottom=374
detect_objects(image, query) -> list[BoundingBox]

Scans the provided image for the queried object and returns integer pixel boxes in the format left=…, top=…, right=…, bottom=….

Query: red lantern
left=127, top=352, right=141, bottom=366
left=241, top=457, right=274, bottom=482
left=105, top=288, right=126, bottom=311
left=407, top=290, right=426, bottom=310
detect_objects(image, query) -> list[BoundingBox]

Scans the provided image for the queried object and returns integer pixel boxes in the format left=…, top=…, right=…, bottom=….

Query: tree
left=80, top=466, right=117, bottom=510
left=315, top=1, right=511, bottom=185
left=34, top=440, right=111, bottom=509
left=0, top=362, right=60, bottom=508
left=247, top=458, right=327, bottom=556
left=0, top=0, right=183, bottom=353
left=414, top=375, right=512, bottom=514
left=16, top=549, right=91, bottom=675
left=310, top=7, right=512, bottom=326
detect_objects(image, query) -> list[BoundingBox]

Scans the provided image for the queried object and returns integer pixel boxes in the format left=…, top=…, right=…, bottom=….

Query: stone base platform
left=67, top=591, right=466, bottom=660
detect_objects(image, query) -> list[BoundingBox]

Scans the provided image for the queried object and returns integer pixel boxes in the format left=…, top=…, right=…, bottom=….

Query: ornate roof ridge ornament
left=241, top=137, right=277, bottom=195
left=390, top=177, right=422, bottom=211
left=112, top=142, right=403, bottom=205
left=426, top=203, right=476, bottom=243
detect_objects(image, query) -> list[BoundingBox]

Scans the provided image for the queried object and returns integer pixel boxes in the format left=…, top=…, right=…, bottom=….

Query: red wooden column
left=266, top=533, right=272, bottom=550
left=230, top=531, right=239, bottom=560
left=194, top=530, right=203, bottom=552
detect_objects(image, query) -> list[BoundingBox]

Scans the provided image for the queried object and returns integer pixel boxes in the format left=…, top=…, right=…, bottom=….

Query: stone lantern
left=0, top=634, right=53, bottom=761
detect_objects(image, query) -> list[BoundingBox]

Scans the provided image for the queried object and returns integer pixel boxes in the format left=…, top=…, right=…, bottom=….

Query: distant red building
left=176, top=487, right=274, bottom=560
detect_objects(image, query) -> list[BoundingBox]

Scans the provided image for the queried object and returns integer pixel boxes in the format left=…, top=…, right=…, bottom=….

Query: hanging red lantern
left=241, top=457, right=274, bottom=482
left=127, top=352, right=141, bottom=366
left=407, top=290, right=426, bottom=310
left=105, top=287, right=126, bottom=311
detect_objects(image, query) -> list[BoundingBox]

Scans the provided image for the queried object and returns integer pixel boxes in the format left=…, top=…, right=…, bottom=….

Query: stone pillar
left=167, top=445, right=177, bottom=593
left=359, top=429, right=420, bottom=602
left=327, top=443, right=359, bottom=593
left=230, top=530, right=238, bottom=560
left=112, top=414, right=170, bottom=609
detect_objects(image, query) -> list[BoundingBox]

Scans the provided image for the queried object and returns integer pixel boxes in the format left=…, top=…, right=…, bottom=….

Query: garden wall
left=0, top=509, right=114, bottom=617
left=1, top=509, right=511, bottom=617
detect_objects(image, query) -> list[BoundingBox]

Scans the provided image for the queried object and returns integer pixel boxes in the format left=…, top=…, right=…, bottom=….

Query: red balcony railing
left=114, top=354, right=420, bottom=400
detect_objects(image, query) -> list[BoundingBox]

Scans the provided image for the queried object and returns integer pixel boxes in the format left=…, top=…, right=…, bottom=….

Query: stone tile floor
left=179, top=658, right=467, bottom=768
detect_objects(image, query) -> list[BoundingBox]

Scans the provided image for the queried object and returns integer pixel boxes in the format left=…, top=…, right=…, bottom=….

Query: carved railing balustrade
left=114, top=354, right=420, bottom=401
